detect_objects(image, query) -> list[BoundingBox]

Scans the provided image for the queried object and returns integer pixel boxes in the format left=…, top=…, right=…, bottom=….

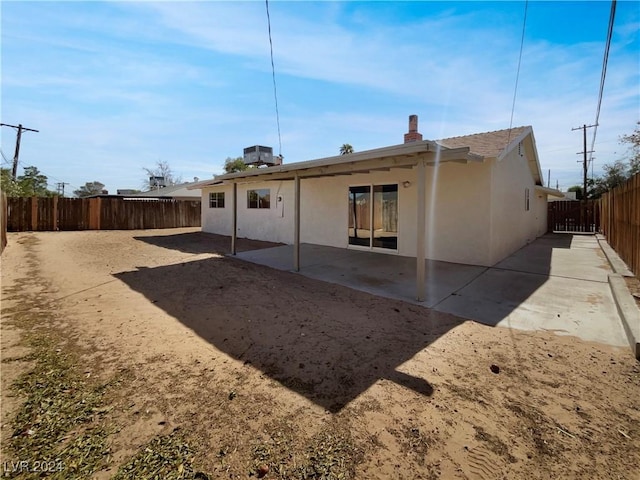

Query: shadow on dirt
left=115, top=242, right=461, bottom=412
left=118, top=232, right=572, bottom=411
left=133, top=231, right=282, bottom=256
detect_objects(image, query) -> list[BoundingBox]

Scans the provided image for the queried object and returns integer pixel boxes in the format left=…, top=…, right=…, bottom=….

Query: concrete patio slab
left=235, top=244, right=486, bottom=307
left=234, top=234, right=629, bottom=348
left=434, top=268, right=628, bottom=346
left=494, top=234, right=611, bottom=283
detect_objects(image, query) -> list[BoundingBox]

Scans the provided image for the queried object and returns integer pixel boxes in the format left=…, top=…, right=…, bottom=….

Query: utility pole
left=572, top=124, right=597, bottom=231
left=56, top=182, right=69, bottom=197
left=1, top=123, right=39, bottom=180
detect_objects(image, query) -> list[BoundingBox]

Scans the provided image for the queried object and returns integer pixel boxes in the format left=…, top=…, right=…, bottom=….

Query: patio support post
left=416, top=159, right=426, bottom=301
left=294, top=173, right=300, bottom=271
left=231, top=182, right=237, bottom=255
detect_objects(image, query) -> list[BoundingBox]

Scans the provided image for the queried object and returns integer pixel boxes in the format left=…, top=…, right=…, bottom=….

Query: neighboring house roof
left=190, top=125, right=552, bottom=192
left=135, top=181, right=202, bottom=199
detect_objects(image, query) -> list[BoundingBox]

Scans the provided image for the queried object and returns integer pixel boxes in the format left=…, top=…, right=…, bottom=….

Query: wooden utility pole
left=0, top=123, right=39, bottom=179
left=572, top=124, right=596, bottom=230
left=56, top=182, right=69, bottom=197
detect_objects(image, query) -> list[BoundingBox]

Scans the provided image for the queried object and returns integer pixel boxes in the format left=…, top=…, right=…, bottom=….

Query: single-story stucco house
left=191, top=116, right=561, bottom=300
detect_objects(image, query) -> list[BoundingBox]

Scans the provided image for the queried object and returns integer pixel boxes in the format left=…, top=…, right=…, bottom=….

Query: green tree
left=619, top=121, right=640, bottom=176
left=223, top=157, right=250, bottom=174
left=567, top=185, right=583, bottom=200
left=587, top=160, right=630, bottom=199
left=339, top=144, right=354, bottom=155
left=1, top=168, right=22, bottom=196
left=585, top=124, right=640, bottom=199
left=74, top=181, right=106, bottom=198
left=17, top=166, right=55, bottom=197
left=2, top=166, right=58, bottom=197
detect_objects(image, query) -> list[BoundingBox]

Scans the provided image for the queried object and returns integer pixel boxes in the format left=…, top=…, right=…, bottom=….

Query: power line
left=0, top=123, right=39, bottom=179
left=1, top=145, right=81, bottom=194
left=11, top=155, right=81, bottom=194
left=265, top=0, right=282, bottom=158
left=588, top=0, right=616, bottom=165
left=0, top=148, right=12, bottom=165
left=507, top=0, right=528, bottom=146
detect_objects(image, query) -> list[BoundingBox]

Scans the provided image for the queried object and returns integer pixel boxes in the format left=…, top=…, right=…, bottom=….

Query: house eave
left=535, top=185, right=564, bottom=197
left=192, top=141, right=483, bottom=188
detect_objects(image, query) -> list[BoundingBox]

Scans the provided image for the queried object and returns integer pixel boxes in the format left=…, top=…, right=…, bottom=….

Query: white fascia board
left=496, top=126, right=544, bottom=186
left=191, top=142, right=481, bottom=188
left=535, top=185, right=564, bottom=197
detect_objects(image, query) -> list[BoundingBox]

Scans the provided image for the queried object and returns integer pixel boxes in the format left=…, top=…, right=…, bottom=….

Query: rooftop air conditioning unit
left=243, top=145, right=280, bottom=167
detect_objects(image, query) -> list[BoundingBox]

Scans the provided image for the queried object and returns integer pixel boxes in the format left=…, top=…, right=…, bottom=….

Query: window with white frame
left=247, top=189, right=270, bottom=209
left=209, top=192, right=225, bottom=208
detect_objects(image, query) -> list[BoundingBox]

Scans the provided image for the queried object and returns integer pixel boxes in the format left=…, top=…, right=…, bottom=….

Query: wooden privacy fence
left=600, top=173, right=640, bottom=275
left=547, top=200, right=599, bottom=233
left=1, top=193, right=7, bottom=253
left=7, top=197, right=201, bottom=232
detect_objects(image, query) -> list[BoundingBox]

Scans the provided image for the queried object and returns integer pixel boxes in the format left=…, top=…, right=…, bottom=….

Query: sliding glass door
left=348, top=186, right=371, bottom=247
left=348, top=184, right=398, bottom=250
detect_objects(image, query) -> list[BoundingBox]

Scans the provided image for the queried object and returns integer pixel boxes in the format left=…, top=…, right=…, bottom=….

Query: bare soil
left=624, top=276, right=640, bottom=309
left=1, top=228, right=639, bottom=479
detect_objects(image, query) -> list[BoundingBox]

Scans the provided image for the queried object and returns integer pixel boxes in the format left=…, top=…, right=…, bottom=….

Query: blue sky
left=1, top=1, right=638, bottom=195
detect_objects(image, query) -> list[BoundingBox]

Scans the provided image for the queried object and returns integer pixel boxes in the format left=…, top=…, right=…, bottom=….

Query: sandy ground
left=1, top=228, right=639, bottom=479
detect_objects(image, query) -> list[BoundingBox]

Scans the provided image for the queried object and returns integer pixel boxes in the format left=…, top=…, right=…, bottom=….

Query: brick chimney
left=403, top=114, right=423, bottom=143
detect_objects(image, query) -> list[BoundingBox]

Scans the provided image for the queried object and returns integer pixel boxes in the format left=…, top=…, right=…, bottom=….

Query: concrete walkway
left=235, top=234, right=629, bottom=347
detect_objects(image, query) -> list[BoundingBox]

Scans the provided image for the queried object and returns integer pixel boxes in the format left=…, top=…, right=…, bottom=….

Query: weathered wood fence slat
left=1, top=193, right=7, bottom=253
left=600, top=173, right=640, bottom=276
left=6, top=197, right=201, bottom=232
left=547, top=199, right=599, bottom=233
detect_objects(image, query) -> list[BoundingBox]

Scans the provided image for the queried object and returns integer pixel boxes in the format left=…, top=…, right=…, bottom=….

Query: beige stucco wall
left=201, top=185, right=233, bottom=235
left=488, top=141, right=547, bottom=265
left=422, top=161, right=492, bottom=265
left=200, top=136, right=550, bottom=268
left=201, top=161, right=495, bottom=265
left=201, top=181, right=293, bottom=244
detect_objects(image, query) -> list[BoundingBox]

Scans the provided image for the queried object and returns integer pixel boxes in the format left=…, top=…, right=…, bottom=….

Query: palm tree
left=339, top=143, right=354, bottom=155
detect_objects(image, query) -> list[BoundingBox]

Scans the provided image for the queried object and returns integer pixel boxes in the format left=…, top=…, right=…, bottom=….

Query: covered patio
left=194, top=140, right=482, bottom=301
left=235, top=243, right=486, bottom=307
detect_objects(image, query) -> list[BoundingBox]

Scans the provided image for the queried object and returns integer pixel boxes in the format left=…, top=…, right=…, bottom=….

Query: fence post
left=1, top=193, right=6, bottom=253
left=52, top=196, right=59, bottom=231
left=88, top=197, right=102, bottom=230
left=31, top=197, right=38, bottom=231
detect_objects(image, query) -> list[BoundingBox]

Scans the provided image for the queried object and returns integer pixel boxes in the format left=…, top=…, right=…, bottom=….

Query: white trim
left=189, top=144, right=481, bottom=189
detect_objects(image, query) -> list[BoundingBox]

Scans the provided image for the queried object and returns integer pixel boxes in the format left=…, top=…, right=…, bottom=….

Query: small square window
left=247, top=189, right=270, bottom=209
left=209, top=192, right=225, bottom=208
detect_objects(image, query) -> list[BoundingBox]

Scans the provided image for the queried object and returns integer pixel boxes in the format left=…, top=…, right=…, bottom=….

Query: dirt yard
left=1, top=228, right=639, bottom=479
